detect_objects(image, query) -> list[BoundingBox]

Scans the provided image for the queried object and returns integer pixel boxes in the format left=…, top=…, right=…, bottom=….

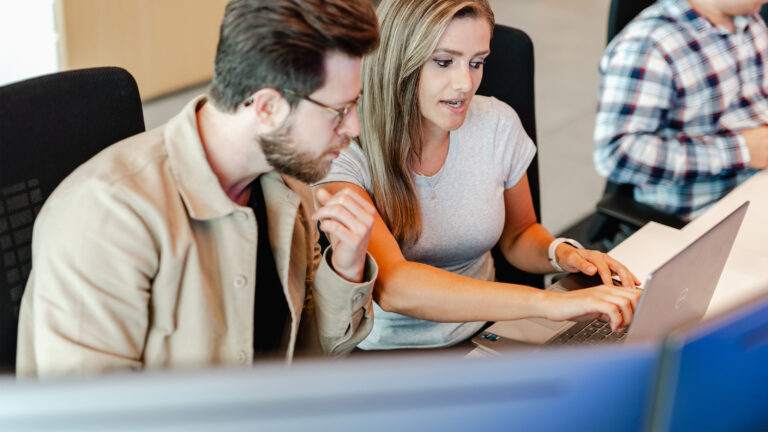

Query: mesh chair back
left=0, top=67, right=145, bottom=371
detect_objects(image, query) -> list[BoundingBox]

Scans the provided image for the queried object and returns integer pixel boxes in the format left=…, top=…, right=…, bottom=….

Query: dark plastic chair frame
left=0, top=67, right=145, bottom=371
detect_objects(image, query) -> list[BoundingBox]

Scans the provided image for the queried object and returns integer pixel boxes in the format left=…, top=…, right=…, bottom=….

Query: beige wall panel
left=57, top=0, right=229, bottom=100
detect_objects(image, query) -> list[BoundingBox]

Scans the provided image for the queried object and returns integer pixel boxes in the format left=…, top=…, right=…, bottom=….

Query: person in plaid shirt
left=594, top=0, right=768, bottom=220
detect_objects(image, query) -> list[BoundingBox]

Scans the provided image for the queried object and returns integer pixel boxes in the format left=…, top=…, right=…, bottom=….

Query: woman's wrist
left=547, top=237, right=584, bottom=272
left=537, top=289, right=565, bottom=321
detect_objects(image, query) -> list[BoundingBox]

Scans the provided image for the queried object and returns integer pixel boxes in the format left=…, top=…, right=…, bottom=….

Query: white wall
left=0, top=0, right=58, bottom=87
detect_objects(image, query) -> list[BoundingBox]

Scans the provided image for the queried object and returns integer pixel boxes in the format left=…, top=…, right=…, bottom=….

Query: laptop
left=472, top=201, right=749, bottom=354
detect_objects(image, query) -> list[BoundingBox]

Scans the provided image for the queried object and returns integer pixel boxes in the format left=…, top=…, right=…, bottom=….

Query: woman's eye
left=470, top=60, right=485, bottom=69
left=433, top=59, right=452, bottom=67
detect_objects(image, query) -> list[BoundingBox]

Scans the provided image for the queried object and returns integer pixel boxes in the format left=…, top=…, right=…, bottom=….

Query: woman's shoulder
left=339, top=141, right=367, bottom=168
left=463, top=95, right=523, bottom=131
left=315, top=140, right=371, bottom=189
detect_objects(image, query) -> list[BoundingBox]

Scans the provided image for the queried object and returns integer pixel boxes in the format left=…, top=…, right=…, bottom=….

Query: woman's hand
left=543, top=284, right=643, bottom=332
left=555, top=245, right=641, bottom=288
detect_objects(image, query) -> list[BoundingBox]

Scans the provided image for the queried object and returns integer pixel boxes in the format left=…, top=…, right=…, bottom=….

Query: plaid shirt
left=594, top=0, right=763, bottom=220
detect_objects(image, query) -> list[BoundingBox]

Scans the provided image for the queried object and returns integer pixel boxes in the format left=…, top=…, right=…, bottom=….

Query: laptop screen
left=626, top=201, right=749, bottom=343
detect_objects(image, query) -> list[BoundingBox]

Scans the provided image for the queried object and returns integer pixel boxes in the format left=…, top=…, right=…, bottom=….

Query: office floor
left=142, top=0, right=610, bottom=238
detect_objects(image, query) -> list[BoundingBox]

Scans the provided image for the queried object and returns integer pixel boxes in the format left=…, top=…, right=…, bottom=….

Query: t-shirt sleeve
left=314, top=142, right=372, bottom=192
left=492, top=98, right=537, bottom=189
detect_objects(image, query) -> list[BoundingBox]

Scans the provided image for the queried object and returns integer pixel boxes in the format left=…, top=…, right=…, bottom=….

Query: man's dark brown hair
left=209, top=0, right=379, bottom=112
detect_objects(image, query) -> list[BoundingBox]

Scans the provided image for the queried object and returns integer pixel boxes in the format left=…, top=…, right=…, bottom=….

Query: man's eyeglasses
left=282, top=89, right=362, bottom=131
left=243, top=89, right=361, bottom=132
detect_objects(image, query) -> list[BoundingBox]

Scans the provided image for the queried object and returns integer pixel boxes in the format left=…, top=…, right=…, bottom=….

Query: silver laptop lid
left=626, top=201, right=749, bottom=343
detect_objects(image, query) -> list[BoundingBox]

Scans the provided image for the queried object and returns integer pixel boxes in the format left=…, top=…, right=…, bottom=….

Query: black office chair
left=477, top=25, right=544, bottom=289
left=0, top=67, right=145, bottom=372
left=588, top=0, right=687, bottom=250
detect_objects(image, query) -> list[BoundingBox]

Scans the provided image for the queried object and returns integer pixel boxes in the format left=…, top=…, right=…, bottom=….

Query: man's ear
left=244, top=88, right=291, bottom=133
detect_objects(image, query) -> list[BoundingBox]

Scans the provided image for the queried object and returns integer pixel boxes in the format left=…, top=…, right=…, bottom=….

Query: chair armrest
left=596, top=193, right=687, bottom=230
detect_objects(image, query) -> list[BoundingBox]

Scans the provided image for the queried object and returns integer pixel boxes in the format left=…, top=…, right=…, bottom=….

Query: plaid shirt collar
left=670, top=0, right=752, bottom=35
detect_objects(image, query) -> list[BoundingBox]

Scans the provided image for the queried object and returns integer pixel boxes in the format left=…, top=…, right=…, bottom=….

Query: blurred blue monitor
left=650, top=291, right=768, bottom=432
left=0, top=344, right=657, bottom=431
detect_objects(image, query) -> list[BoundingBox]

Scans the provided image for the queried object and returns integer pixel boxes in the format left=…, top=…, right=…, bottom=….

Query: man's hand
left=741, top=126, right=768, bottom=169
left=312, top=187, right=375, bottom=283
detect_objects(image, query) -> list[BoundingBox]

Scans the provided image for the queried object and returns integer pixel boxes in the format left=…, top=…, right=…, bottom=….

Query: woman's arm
left=497, top=175, right=640, bottom=288
left=315, top=181, right=641, bottom=331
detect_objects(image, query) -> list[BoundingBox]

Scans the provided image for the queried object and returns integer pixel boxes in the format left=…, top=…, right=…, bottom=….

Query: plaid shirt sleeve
left=593, top=35, right=750, bottom=187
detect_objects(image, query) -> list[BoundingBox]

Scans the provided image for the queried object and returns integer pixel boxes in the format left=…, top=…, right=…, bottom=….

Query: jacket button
left=234, top=275, right=247, bottom=288
left=353, top=293, right=364, bottom=303
left=237, top=351, right=248, bottom=364
left=236, top=211, right=247, bottom=221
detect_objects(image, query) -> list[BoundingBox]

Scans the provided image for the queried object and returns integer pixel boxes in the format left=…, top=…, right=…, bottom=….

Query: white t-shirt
left=316, top=95, right=537, bottom=349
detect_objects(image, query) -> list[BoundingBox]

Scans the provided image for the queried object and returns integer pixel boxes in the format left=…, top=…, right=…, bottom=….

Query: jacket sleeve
left=304, top=248, right=377, bottom=356
left=294, top=207, right=378, bottom=357
left=593, top=37, right=751, bottom=186
left=16, top=182, right=156, bottom=378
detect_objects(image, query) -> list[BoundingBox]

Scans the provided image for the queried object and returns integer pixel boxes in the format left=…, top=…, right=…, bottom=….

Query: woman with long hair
left=315, top=0, right=642, bottom=350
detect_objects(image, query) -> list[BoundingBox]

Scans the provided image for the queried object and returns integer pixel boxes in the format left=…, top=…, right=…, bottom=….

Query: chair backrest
left=476, top=25, right=543, bottom=289
left=599, top=0, right=664, bottom=226
left=0, top=67, right=145, bottom=371
left=762, top=4, right=768, bottom=25
left=477, top=24, right=539, bottom=221
left=603, top=0, right=657, bottom=200
left=606, top=0, right=657, bottom=45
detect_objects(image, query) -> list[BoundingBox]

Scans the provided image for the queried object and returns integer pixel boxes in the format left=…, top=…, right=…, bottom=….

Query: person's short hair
left=209, top=0, right=379, bottom=112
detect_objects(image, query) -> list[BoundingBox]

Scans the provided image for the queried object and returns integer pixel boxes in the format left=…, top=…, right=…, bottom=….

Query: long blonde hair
left=359, top=0, right=494, bottom=245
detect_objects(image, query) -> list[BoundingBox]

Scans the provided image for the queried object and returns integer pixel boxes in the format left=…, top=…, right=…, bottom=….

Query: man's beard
left=259, top=123, right=349, bottom=184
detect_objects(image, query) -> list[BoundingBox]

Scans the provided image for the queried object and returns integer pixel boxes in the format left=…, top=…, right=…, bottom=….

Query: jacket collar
left=163, top=93, right=308, bottom=228
left=164, top=96, right=243, bottom=220
left=164, top=96, right=307, bottom=222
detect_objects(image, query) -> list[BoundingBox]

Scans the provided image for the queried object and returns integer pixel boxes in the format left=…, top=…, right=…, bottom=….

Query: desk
left=578, top=170, right=767, bottom=319
left=680, top=170, right=768, bottom=317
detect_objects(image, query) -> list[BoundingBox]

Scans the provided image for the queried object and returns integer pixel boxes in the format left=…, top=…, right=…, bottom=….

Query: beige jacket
left=17, top=97, right=376, bottom=378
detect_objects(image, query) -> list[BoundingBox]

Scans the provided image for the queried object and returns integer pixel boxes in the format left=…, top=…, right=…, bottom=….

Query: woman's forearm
left=375, top=259, right=551, bottom=322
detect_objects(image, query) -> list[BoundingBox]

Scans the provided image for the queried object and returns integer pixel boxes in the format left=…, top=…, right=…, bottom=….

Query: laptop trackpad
left=488, top=318, right=573, bottom=344
left=529, top=317, right=572, bottom=331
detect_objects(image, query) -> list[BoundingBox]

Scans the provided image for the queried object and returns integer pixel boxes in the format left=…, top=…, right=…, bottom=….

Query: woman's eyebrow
left=433, top=48, right=491, bottom=57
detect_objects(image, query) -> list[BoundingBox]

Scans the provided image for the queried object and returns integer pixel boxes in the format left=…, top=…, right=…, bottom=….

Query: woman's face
left=418, top=16, right=491, bottom=137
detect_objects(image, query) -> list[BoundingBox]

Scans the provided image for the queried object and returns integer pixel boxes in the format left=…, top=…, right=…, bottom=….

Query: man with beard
left=17, top=0, right=380, bottom=378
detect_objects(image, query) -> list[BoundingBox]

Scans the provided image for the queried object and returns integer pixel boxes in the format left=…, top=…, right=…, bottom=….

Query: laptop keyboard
left=547, top=319, right=628, bottom=345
